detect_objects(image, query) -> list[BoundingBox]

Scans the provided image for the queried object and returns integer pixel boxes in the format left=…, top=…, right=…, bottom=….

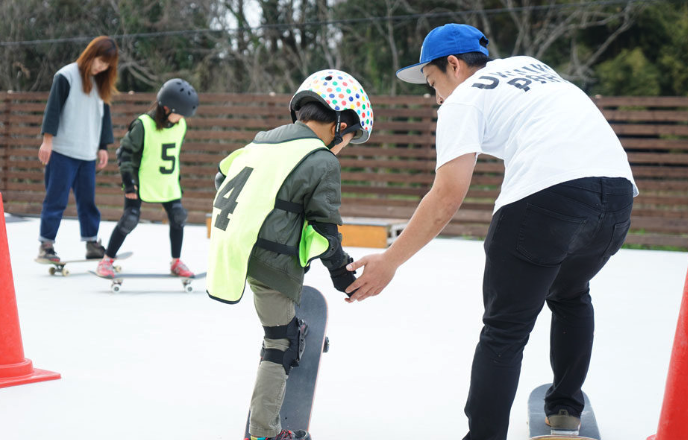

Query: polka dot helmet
left=290, top=69, right=373, bottom=144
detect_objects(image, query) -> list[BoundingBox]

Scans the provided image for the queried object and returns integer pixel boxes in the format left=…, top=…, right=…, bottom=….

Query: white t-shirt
left=435, top=56, right=638, bottom=213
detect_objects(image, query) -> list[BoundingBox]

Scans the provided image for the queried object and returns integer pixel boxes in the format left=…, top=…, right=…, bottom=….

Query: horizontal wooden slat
left=620, top=138, right=688, bottom=150
left=611, top=124, right=688, bottom=137
left=602, top=110, right=688, bottom=122
left=627, top=152, right=688, bottom=164
left=341, top=146, right=435, bottom=159
left=593, top=96, right=688, bottom=107
left=631, top=216, right=688, bottom=233
left=624, top=233, right=688, bottom=248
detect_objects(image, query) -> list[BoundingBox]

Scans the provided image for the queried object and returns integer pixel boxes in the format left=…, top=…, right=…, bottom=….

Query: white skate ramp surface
left=1, top=216, right=685, bottom=440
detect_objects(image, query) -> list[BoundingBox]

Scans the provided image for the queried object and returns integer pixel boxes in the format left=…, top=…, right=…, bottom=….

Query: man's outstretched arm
left=345, top=152, right=476, bottom=302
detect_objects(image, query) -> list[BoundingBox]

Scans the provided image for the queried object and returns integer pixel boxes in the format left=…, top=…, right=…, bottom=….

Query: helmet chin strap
left=327, top=112, right=343, bottom=149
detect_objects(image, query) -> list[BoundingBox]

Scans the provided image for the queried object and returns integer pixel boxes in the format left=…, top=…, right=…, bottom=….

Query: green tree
left=589, top=1, right=688, bottom=96
left=594, top=47, right=661, bottom=96
left=657, top=4, right=688, bottom=95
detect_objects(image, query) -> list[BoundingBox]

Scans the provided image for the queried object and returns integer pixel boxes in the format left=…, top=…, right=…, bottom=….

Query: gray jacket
left=243, top=122, right=347, bottom=303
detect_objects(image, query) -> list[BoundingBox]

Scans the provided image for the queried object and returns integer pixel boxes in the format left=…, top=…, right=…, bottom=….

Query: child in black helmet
left=96, top=78, right=199, bottom=278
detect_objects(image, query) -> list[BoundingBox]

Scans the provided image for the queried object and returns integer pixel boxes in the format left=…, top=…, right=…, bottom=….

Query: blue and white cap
left=396, top=24, right=489, bottom=84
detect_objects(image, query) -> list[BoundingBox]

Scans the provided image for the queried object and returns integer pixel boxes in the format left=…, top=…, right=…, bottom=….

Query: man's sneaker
left=86, top=239, right=106, bottom=259
left=37, top=242, right=60, bottom=263
left=170, top=259, right=194, bottom=278
left=546, top=409, right=581, bottom=433
left=96, top=257, right=116, bottom=278
left=248, top=430, right=311, bottom=440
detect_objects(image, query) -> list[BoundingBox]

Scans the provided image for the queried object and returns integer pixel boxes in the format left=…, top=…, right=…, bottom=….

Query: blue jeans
left=463, top=177, right=634, bottom=440
left=39, top=151, right=100, bottom=242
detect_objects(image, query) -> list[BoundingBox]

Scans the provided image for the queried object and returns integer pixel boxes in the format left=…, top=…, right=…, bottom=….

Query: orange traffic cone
left=647, top=266, right=688, bottom=440
left=0, top=194, right=60, bottom=388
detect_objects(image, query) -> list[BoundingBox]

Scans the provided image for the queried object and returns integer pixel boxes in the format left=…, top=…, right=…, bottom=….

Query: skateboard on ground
left=243, top=285, right=329, bottom=439
left=528, top=383, right=600, bottom=440
left=90, top=270, right=206, bottom=293
left=36, top=251, right=133, bottom=276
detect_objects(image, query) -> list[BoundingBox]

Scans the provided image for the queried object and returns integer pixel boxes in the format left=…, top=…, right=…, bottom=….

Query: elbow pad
left=310, top=222, right=347, bottom=270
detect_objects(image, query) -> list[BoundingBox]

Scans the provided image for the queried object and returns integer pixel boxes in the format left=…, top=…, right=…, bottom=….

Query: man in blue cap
left=344, top=24, right=638, bottom=440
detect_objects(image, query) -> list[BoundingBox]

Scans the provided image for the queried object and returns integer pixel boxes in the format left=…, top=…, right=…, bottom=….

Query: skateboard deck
left=528, top=383, right=600, bottom=439
left=243, top=285, right=329, bottom=439
left=90, top=270, right=206, bottom=293
left=36, top=251, right=133, bottom=276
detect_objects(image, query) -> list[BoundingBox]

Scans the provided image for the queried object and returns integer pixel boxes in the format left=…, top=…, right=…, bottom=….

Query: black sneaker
left=37, top=242, right=60, bottom=263
left=546, top=409, right=581, bottom=434
left=85, top=239, right=106, bottom=259
left=248, top=430, right=311, bottom=440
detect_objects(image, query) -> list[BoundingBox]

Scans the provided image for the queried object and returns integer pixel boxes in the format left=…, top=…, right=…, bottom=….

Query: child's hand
left=328, top=257, right=357, bottom=298
left=125, top=186, right=138, bottom=199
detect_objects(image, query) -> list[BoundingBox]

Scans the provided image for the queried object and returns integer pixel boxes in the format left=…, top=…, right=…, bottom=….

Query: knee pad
left=117, top=207, right=140, bottom=234
left=261, top=316, right=308, bottom=375
left=169, top=203, right=188, bottom=229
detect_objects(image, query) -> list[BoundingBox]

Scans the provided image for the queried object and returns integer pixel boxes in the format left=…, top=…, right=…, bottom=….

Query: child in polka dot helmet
left=290, top=69, right=373, bottom=144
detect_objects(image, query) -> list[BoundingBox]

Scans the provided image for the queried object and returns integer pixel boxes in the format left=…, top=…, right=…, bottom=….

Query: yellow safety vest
left=137, top=115, right=187, bottom=202
left=206, top=138, right=332, bottom=304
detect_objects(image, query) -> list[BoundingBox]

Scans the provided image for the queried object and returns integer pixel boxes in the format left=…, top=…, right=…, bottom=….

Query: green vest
left=207, top=138, right=332, bottom=304
left=137, top=115, right=187, bottom=202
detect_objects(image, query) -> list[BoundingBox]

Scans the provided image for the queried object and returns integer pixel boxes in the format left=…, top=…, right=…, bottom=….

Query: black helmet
left=157, top=78, right=199, bottom=117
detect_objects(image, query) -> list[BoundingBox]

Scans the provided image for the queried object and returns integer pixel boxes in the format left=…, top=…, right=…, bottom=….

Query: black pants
left=463, top=177, right=634, bottom=440
left=106, top=197, right=185, bottom=259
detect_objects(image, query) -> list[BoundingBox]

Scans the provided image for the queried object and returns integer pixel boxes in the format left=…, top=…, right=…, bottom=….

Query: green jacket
left=241, top=122, right=346, bottom=303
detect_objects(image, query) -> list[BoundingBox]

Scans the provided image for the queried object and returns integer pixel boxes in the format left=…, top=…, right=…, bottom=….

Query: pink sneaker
left=171, top=259, right=194, bottom=278
left=96, top=257, right=116, bottom=278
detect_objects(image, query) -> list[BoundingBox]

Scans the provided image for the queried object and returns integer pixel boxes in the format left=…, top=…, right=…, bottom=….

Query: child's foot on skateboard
left=249, top=430, right=311, bottom=440
left=96, top=257, right=116, bottom=278
left=86, top=239, right=106, bottom=259
left=37, top=242, right=60, bottom=263
left=170, top=259, right=194, bottom=277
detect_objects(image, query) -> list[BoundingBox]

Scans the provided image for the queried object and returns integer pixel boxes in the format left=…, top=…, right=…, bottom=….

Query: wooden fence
left=1, top=92, right=687, bottom=248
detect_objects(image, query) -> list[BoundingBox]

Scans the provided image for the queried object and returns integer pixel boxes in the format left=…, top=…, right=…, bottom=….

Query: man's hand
left=343, top=252, right=399, bottom=303
left=342, top=154, right=476, bottom=304
left=97, top=150, right=109, bottom=170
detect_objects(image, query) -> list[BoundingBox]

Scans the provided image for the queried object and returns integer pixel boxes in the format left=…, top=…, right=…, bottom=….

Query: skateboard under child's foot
left=36, top=251, right=133, bottom=276
left=90, top=270, right=206, bottom=293
left=244, top=286, right=329, bottom=440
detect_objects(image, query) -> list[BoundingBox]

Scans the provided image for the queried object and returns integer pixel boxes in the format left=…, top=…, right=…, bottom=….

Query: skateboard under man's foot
left=90, top=270, right=206, bottom=293
left=528, top=383, right=600, bottom=440
left=243, top=286, right=329, bottom=440
left=36, top=251, right=133, bottom=276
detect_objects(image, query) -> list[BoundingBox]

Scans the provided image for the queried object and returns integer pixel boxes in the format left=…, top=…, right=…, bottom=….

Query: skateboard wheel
left=323, top=336, right=330, bottom=353
left=62, top=269, right=70, bottom=276
left=111, top=284, right=121, bottom=293
left=49, top=267, right=56, bottom=275
left=184, top=284, right=194, bottom=293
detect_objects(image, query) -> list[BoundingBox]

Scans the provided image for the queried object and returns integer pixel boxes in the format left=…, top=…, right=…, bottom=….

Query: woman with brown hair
left=36, top=36, right=119, bottom=263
